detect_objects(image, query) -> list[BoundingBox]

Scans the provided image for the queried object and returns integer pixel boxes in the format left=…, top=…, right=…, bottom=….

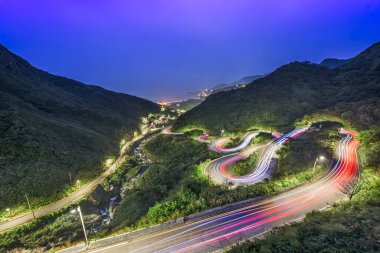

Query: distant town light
left=158, top=101, right=171, bottom=106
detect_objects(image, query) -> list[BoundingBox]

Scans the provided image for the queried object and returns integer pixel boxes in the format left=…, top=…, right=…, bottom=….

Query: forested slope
left=0, top=44, right=160, bottom=208
left=174, top=42, right=380, bottom=132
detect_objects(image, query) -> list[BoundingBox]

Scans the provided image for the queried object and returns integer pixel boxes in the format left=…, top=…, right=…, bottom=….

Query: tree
left=223, top=177, right=234, bottom=188
left=338, top=179, right=362, bottom=201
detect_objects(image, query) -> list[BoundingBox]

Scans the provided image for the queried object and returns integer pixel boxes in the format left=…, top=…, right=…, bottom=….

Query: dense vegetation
left=0, top=123, right=363, bottom=252
left=231, top=132, right=273, bottom=176
left=232, top=153, right=259, bottom=176
left=0, top=44, right=159, bottom=211
left=173, top=42, right=380, bottom=253
left=357, top=129, right=380, bottom=168
left=174, top=42, right=380, bottom=132
left=0, top=157, right=142, bottom=252
left=1, top=40, right=379, bottom=252
left=0, top=204, right=82, bottom=252
left=275, top=121, right=340, bottom=178
left=98, top=127, right=332, bottom=232
left=101, top=134, right=212, bottom=232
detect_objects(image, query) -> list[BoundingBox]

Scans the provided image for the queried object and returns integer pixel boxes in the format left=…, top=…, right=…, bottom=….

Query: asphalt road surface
left=0, top=130, right=155, bottom=233
left=88, top=129, right=359, bottom=253
left=209, top=131, right=260, bottom=153
left=206, top=127, right=308, bottom=186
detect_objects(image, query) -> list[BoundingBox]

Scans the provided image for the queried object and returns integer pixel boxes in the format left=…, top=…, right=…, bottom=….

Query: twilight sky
left=1, top=0, right=380, bottom=101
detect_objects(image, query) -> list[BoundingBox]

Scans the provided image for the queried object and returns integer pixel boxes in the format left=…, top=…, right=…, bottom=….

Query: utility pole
left=313, top=156, right=325, bottom=173
left=69, top=171, right=72, bottom=184
left=24, top=193, right=35, bottom=219
left=78, top=206, right=89, bottom=247
left=71, top=206, right=89, bottom=247
left=312, top=158, right=318, bottom=173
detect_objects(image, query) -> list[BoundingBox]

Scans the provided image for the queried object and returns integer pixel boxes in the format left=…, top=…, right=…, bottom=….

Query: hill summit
left=0, top=44, right=159, bottom=207
left=174, top=42, right=380, bottom=132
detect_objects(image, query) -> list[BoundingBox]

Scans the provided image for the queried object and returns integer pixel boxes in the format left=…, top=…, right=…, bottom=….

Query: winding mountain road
left=209, top=131, right=260, bottom=153
left=89, top=129, right=360, bottom=253
left=197, top=132, right=212, bottom=143
left=162, top=126, right=184, bottom=136
left=206, top=127, right=308, bottom=186
left=0, top=129, right=156, bottom=233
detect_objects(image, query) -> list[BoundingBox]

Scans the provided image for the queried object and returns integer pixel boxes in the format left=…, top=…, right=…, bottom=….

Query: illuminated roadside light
left=6, top=207, right=12, bottom=217
left=313, top=155, right=326, bottom=172
left=70, top=206, right=89, bottom=247
left=76, top=180, right=81, bottom=184
left=105, top=158, right=113, bottom=167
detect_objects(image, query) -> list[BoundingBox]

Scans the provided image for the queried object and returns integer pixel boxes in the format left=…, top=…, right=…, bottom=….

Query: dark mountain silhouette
left=174, top=42, right=380, bottom=132
left=0, top=44, right=160, bottom=207
left=319, top=58, right=351, bottom=68
left=176, top=75, right=265, bottom=110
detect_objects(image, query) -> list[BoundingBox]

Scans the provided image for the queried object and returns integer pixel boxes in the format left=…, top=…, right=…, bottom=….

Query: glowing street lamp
left=313, top=155, right=326, bottom=173
left=76, top=180, right=81, bottom=185
left=105, top=158, right=114, bottom=167
left=6, top=208, right=11, bottom=217
left=71, top=206, right=89, bottom=247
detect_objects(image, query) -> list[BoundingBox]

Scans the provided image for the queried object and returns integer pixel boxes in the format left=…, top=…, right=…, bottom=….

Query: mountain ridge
left=319, top=58, right=351, bottom=68
left=0, top=44, right=160, bottom=208
left=174, top=42, right=380, bottom=132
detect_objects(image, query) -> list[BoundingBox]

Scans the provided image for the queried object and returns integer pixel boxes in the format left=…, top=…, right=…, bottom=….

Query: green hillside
left=174, top=41, right=380, bottom=253
left=174, top=42, right=380, bottom=132
left=0, top=44, right=160, bottom=208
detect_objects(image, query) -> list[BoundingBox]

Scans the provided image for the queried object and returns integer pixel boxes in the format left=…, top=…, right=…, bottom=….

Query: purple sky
left=1, top=0, right=380, bottom=101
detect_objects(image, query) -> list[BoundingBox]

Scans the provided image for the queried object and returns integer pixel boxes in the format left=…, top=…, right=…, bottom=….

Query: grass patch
left=0, top=122, right=346, bottom=251
left=0, top=158, right=142, bottom=252
left=232, top=153, right=259, bottom=176
left=103, top=125, right=337, bottom=232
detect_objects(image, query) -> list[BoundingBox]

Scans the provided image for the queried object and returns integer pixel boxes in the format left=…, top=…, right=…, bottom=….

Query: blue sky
left=1, top=0, right=380, bottom=101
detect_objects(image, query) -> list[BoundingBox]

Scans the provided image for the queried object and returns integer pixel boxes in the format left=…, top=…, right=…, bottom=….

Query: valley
left=0, top=42, right=379, bottom=253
